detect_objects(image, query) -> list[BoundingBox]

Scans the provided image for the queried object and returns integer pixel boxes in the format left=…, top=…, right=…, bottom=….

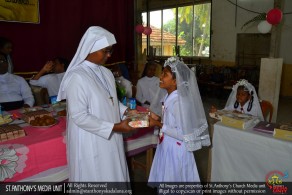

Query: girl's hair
left=164, top=65, right=176, bottom=79
left=233, top=85, right=254, bottom=111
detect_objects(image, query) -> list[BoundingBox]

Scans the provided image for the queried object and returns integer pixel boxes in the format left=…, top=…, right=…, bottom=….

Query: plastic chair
left=260, top=100, right=273, bottom=122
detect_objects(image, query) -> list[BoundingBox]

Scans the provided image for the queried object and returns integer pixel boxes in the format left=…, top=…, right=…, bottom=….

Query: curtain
left=0, top=0, right=134, bottom=72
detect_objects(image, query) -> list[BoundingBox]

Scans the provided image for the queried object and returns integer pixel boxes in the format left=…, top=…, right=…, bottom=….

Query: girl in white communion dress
left=148, top=57, right=210, bottom=185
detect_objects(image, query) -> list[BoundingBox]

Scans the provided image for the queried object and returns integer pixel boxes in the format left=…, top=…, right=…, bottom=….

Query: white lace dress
left=148, top=90, right=200, bottom=183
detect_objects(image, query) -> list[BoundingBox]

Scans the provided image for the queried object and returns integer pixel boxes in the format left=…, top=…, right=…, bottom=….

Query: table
left=211, top=122, right=292, bottom=182
left=0, top=111, right=157, bottom=182
left=0, top=117, right=67, bottom=182
left=124, top=128, right=157, bottom=177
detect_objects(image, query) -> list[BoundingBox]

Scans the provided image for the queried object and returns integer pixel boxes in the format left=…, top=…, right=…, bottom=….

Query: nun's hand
left=113, top=118, right=135, bottom=133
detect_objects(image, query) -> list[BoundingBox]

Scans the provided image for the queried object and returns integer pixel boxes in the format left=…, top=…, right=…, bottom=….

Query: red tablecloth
left=0, top=106, right=157, bottom=182
left=0, top=117, right=67, bottom=182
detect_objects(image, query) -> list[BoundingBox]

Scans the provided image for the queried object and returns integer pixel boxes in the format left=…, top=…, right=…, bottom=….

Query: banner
left=0, top=0, right=39, bottom=23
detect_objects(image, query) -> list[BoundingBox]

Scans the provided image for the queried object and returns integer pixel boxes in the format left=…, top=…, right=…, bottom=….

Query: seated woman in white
left=136, top=62, right=160, bottom=108
left=30, top=57, right=69, bottom=98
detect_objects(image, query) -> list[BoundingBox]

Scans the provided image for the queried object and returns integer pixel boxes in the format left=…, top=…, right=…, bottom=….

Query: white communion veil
left=225, top=79, right=264, bottom=121
left=150, top=57, right=210, bottom=151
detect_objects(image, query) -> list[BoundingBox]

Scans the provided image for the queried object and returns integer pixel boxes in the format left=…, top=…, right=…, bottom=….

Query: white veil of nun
left=150, top=57, right=210, bottom=151
left=57, top=26, right=116, bottom=101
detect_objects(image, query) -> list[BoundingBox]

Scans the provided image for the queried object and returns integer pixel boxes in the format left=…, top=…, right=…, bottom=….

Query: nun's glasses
left=102, top=47, right=113, bottom=55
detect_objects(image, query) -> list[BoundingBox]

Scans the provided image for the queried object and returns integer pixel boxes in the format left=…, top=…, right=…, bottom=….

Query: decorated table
left=0, top=106, right=157, bottom=182
left=0, top=115, right=67, bottom=182
left=124, top=126, right=157, bottom=177
left=211, top=122, right=292, bottom=182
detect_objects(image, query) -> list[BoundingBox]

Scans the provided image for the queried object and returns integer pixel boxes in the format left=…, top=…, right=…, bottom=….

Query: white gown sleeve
left=20, top=77, right=35, bottom=107
left=161, top=100, right=183, bottom=141
left=161, top=125, right=183, bottom=141
left=29, top=76, right=47, bottom=88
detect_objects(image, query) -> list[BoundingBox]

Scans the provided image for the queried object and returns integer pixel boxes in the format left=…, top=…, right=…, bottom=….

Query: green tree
left=163, top=3, right=211, bottom=57
left=195, top=3, right=211, bottom=56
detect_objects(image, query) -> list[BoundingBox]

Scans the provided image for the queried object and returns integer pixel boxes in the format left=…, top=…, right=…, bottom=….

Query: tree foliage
left=163, top=3, right=211, bottom=57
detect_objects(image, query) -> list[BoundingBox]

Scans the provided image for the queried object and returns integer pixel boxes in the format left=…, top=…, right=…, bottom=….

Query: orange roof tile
left=142, top=25, right=186, bottom=45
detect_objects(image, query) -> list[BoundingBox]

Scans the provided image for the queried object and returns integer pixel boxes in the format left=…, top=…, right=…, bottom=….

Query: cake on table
left=21, top=110, right=53, bottom=123
left=30, top=115, right=56, bottom=126
left=0, top=124, right=26, bottom=142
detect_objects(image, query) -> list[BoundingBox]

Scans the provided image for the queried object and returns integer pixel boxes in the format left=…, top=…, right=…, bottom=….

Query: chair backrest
left=260, top=100, right=273, bottom=122
left=30, top=86, right=50, bottom=106
left=15, top=71, right=38, bottom=81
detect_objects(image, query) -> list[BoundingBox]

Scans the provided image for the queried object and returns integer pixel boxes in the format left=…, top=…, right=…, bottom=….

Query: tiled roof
left=142, top=25, right=186, bottom=45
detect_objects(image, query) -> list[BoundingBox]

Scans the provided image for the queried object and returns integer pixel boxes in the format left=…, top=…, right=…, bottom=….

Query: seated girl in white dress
left=210, top=79, right=264, bottom=121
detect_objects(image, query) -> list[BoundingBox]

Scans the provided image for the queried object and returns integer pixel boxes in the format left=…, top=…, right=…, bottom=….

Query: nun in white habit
left=57, top=26, right=135, bottom=182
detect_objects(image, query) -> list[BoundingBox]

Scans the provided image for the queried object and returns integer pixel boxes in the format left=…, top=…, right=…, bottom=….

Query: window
left=141, top=2, right=211, bottom=58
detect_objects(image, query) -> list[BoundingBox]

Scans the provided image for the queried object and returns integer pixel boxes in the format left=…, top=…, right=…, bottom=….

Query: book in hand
left=253, top=121, right=277, bottom=134
left=273, top=123, right=292, bottom=141
left=221, top=111, right=260, bottom=130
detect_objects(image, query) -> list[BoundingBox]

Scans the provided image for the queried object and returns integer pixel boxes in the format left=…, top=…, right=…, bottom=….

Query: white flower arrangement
left=233, top=79, right=253, bottom=93
left=164, top=56, right=181, bottom=72
left=237, top=79, right=249, bottom=87
left=166, top=56, right=177, bottom=64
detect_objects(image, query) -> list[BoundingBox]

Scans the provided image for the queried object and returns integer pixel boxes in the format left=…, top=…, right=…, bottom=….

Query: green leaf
left=241, top=13, right=266, bottom=30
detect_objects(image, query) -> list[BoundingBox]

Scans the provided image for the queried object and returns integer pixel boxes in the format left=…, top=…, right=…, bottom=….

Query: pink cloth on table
left=0, top=117, right=67, bottom=182
left=0, top=106, right=155, bottom=181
